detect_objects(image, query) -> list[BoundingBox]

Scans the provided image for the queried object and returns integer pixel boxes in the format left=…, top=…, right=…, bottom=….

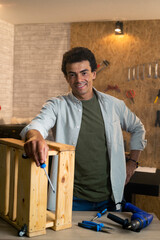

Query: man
left=20, top=47, right=147, bottom=211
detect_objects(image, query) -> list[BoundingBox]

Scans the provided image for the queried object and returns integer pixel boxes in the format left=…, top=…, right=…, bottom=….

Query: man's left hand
left=125, top=160, right=137, bottom=185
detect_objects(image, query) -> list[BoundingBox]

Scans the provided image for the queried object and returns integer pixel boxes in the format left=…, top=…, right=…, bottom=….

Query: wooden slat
left=0, top=138, right=24, bottom=149
left=0, top=138, right=75, bottom=152
left=53, top=150, right=75, bottom=231
left=8, top=148, right=19, bottom=221
left=46, top=140, right=75, bottom=151
left=46, top=210, right=55, bottom=228
left=16, top=150, right=47, bottom=236
left=0, top=144, right=10, bottom=216
left=48, top=150, right=58, bottom=156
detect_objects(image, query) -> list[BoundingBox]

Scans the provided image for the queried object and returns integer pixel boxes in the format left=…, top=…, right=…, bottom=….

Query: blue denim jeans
left=72, top=196, right=117, bottom=211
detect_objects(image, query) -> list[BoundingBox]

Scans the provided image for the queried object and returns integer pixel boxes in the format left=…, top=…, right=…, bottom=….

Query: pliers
left=78, top=220, right=111, bottom=233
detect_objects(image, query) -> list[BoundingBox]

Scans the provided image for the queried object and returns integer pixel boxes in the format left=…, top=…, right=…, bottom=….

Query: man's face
left=65, top=60, right=96, bottom=100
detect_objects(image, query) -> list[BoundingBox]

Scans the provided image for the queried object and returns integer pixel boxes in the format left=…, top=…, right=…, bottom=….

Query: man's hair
left=61, top=47, right=97, bottom=76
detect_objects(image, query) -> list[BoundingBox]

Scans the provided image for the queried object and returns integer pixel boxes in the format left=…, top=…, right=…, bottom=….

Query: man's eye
left=82, top=72, right=87, bottom=76
left=69, top=73, right=75, bottom=78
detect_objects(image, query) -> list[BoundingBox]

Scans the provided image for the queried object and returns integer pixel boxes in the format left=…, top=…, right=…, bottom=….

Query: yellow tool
left=154, top=90, right=160, bottom=103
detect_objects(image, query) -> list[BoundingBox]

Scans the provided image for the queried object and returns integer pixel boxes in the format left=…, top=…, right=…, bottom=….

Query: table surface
left=0, top=212, right=160, bottom=240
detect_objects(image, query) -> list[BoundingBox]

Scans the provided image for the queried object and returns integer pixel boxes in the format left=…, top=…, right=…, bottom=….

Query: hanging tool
left=154, top=62, right=158, bottom=79
left=91, top=208, right=107, bottom=221
left=104, top=85, right=121, bottom=93
left=155, top=110, right=160, bottom=127
left=78, top=220, right=111, bottom=233
left=107, top=202, right=153, bottom=232
left=148, top=63, right=152, bottom=78
left=132, top=67, right=135, bottom=80
left=22, top=153, right=55, bottom=193
left=154, top=89, right=160, bottom=103
left=126, top=90, right=135, bottom=103
left=142, top=64, right=145, bottom=80
left=137, top=65, right=139, bottom=80
left=96, top=60, right=110, bottom=74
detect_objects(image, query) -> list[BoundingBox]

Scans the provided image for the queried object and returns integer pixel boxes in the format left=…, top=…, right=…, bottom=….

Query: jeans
left=72, top=196, right=117, bottom=211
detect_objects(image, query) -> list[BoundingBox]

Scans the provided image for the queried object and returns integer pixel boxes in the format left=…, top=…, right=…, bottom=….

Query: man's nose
left=76, top=73, right=83, bottom=81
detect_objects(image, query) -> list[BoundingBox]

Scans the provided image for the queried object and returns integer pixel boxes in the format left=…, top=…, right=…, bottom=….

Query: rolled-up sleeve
left=120, top=101, right=147, bottom=150
left=20, top=99, right=58, bottom=140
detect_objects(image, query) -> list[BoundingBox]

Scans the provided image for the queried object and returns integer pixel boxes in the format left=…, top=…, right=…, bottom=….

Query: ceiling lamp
left=115, top=21, right=123, bottom=35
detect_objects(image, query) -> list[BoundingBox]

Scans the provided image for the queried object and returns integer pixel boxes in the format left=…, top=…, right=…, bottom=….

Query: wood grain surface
left=71, top=20, right=160, bottom=169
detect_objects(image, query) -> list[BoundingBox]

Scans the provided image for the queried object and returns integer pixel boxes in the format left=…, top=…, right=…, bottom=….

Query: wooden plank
left=0, top=138, right=75, bottom=152
left=46, top=210, right=55, bottom=228
left=8, top=148, right=19, bottom=221
left=0, top=144, right=10, bottom=216
left=0, top=138, right=24, bottom=150
left=53, top=150, right=75, bottom=231
left=16, top=150, right=47, bottom=237
left=46, top=140, right=75, bottom=151
left=48, top=150, right=58, bottom=156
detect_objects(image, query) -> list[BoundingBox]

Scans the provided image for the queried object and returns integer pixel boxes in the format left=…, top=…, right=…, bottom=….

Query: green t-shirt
left=73, top=93, right=112, bottom=202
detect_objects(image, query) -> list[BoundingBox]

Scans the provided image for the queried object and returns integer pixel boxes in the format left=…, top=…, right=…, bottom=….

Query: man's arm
left=125, top=149, right=141, bottom=185
left=24, top=129, right=49, bottom=167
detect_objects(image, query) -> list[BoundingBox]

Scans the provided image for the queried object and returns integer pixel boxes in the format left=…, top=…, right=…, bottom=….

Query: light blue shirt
left=20, top=88, right=147, bottom=210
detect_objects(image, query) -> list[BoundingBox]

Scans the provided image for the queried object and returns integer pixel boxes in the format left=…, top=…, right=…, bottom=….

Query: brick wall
left=13, top=23, right=70, bottom=118
left=0, top=19, right=14, bottom=124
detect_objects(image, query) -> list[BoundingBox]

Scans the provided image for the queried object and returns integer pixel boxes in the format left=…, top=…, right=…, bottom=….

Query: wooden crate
left=0, top=138, right=75, bottom=237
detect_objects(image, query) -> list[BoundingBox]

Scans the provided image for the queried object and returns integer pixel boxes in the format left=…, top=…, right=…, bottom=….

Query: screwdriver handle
left=97, top=208, right=107, bottom=218
left=40, top=163, right=46, bottom=168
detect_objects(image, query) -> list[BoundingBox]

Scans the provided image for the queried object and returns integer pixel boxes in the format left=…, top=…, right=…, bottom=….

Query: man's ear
left=92, top=71, right=96, bottom=80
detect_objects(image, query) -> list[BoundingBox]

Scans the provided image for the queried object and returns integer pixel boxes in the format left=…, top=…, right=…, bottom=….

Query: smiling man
left=65, top=60, right=96, bottom=100
left=21, top=47, right=147, bottom=211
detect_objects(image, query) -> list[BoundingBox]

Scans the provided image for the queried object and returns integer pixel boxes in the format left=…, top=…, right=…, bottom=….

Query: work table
left=0, top=211, right=159, bottom=240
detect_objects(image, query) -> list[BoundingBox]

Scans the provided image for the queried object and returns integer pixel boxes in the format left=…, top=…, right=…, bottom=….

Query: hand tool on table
left=154, top=89, right=160, bottom=103
left=126, top=89, right=135, bottom=103
left=22, top=153, right=55, bottom=193
left=91, top=208, right=107, bottom=221
left=18, top=224, right=27, bottom=237
left=107, top=202, right=153, bottom=232
left=96, top=60, right=110, bottom=74
left=78, top=220, right=111, bottom=233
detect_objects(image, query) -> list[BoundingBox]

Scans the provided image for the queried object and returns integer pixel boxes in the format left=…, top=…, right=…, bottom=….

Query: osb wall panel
left=135, top=195, right=160, bottom=220
left=71, top=20, right=160, bottom=169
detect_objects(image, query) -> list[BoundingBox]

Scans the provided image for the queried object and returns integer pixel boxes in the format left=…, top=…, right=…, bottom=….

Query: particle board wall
left=71, top=20, right=160, bottom=169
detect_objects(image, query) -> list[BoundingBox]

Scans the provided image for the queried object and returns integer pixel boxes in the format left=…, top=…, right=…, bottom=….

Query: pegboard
left=71, top=20, right=160, bottom=168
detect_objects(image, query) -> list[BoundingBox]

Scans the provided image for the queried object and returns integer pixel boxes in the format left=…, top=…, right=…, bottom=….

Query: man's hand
left=125, top=160, right=137, bottom=185
left=24, top=130, right=49, bottom=167
left=125, top=149, right=141, bottom=185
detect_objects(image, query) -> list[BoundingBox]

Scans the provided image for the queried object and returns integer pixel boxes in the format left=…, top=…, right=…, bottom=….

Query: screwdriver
left=22, top=153, right=55, bottom=193
left=91, top=208, right=107, bottom=221
left=40, top=163, right=55, bottom=193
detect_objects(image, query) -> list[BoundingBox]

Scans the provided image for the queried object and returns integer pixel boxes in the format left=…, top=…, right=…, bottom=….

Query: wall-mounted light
left=115, top=21, right=123, bottom=35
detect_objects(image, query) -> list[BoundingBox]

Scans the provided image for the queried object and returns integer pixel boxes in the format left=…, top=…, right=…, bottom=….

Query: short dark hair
left=61, top=47, right=97, bottom=76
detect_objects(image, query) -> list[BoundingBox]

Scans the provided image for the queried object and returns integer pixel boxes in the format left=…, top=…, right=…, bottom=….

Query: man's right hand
left=24, top=130, right=49, bottom=167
